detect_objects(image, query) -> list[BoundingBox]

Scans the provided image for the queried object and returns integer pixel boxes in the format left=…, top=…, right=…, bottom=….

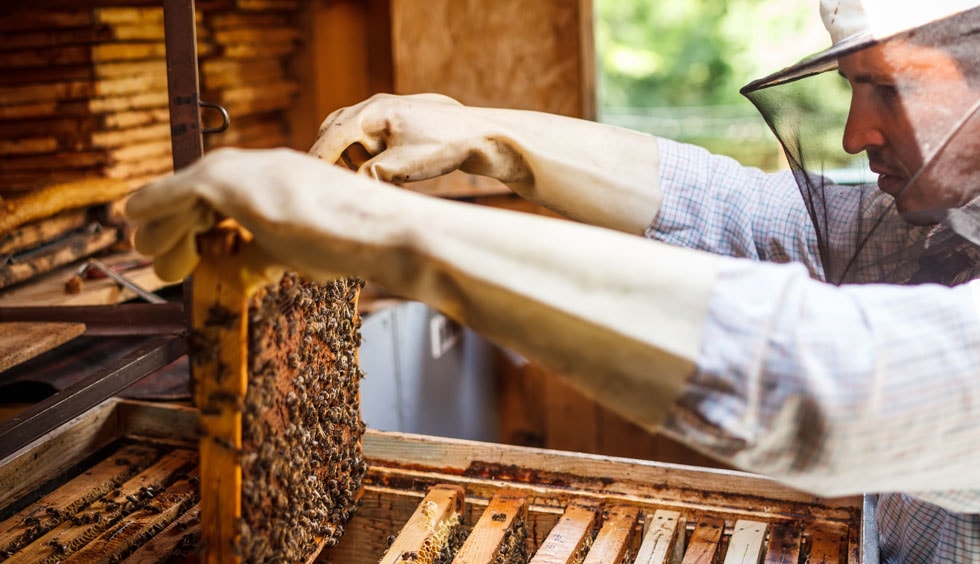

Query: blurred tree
left=595, top=0, right=851, bottom=170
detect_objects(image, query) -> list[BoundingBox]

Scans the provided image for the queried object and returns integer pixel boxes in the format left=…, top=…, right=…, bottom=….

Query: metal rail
left=0, top=303, right=185, bottom=336
left=0, top=336, right=187, bottom=460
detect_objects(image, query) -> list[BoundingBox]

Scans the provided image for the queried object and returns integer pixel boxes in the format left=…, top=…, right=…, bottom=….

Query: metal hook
left=200, top=100, right=230, bottom=134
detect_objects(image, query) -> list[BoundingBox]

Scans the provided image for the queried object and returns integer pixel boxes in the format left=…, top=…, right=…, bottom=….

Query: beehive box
left=0, top=397, right=867, bottom=563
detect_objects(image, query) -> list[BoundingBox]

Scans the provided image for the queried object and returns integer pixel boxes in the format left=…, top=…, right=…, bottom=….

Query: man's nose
left=842, top=96, right=886, bottom=154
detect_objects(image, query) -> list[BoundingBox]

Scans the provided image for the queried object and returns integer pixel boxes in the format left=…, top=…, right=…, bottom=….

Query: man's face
left=839, top=40, right=980, bottom=222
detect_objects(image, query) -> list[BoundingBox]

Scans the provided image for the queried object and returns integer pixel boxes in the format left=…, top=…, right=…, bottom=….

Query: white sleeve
left=664, top=259, right=980, bottom=512
left=971, top=278, right=980, bottom=317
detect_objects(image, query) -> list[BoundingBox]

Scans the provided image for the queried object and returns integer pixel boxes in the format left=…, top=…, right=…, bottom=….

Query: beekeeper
left=127, top=0, right=980, bottom=560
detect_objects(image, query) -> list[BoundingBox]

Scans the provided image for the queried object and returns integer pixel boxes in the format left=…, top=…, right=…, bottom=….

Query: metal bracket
left=201, top=100, right=230, bottom=135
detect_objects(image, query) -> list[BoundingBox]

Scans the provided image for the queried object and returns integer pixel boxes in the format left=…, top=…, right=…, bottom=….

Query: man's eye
left=876, top=84, right=900, bottom=97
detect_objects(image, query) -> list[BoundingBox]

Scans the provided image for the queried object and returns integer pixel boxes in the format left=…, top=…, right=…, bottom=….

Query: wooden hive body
left=0, top=400, right=866, bottom=563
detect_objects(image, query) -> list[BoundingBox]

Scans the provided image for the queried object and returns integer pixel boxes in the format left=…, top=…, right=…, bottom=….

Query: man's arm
left=126, top=147, right=980, bottom=509
left=310, top=93, right=664, bottom=235
left=126, top=147, right=720, bottom=431
left=664, top=259, right=980, bottom=511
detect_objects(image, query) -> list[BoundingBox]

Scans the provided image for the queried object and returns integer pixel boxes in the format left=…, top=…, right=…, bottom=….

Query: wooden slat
left=200, top=57, right=285, bottom=89
left=213, top=82, right=300, bottom=115
left=0, top=114, right=170, bottom=145
left=4, top=449, right=196, bottom=563
left=0, top=398, right=864, bottom=563
left=0, top=209, right=90, bottom=256
left=119, top=504, right=200, bottom=563
left=87, top=91, right=170, bottom=114
left=582, top=504, right=640, bottom=564
left=208, top=12, right=289, bottom=29
left=529, top=500, right=598, bottom=564
left=0, top=444, right=160, bottom=553
left=0, top=28, right=110, bottom=51
left=91, top=42, right=167, bottom=63
left=0, top=250, right=164, bottom=308
left=379, top=484, right=464, bottom=564
left=211, top=26, right=300, bottom=46
left=0, top=76, right=168, bottom=107
left=361, top=433, right=860, bottom=525
left=221, top=41, right=298, bottom=60
left=681, top=517, right=725, bottom=564
left=90, top=123, right=171, bottom=148
left=0, top=322, right=86, bottom=372
left=192, top=226, right=251, bottom=564
left=764, top=522, right=802, bottom=564
left=635, top=510, right=683, bottom=564
left=453, top=489, right=528, bottom=563
left=235, top=0, right=303, bottom=11
left=0, top=138, right=59, bottom=155
left=95, top=61, right=168, bottom=80
left=723, top=520, right=768, bottom=564
left=806, top=524, right=846, bottom=564
left=0, top=177, right=130, bottom=235
left=0, top=10, right=95, bottom=32
left=0, top=228, right=119, bottom=290
left=61, top=476, right=197, bottom=563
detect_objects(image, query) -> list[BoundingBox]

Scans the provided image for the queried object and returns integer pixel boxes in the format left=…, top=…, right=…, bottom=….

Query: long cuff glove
left=126, top=147, right=718, bottom=430
left=309, top=93, right=664, bottom=235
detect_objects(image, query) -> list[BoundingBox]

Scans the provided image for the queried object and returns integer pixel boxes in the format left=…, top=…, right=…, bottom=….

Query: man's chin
left=897, top=205, right=944, bottom=226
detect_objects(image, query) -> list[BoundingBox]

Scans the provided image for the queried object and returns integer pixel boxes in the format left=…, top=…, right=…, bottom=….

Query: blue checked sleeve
left=646, top=137, right=825, bottom=277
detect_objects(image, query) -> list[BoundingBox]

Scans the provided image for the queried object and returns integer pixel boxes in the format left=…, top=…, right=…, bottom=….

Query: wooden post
left=191, top=223, right=250, bottom=564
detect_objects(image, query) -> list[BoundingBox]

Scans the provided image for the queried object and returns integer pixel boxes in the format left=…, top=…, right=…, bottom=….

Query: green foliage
left=595, top=0, right=853, bottom=169
left=596, top=0, right=747, bottom=108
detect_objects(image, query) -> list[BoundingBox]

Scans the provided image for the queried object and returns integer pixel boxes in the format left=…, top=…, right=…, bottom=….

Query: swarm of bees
left=236, top=273, right=367, bottom=562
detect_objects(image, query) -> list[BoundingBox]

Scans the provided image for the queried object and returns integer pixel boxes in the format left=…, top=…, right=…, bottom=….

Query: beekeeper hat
left=742, top=0, right=980, bottom=92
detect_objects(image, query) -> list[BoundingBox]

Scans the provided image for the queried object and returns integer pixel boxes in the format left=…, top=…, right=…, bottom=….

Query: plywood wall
left=390, top=0, right=595, bottom=118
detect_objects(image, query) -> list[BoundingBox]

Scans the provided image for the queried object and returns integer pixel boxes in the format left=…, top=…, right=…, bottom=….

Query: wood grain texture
left=453, top=489, right=528, bottom=563
left=723, top=520, right=767, bottom=564
left=763, top=522, right=802, bottom=564
left=391, top=0, right=593, bottom=117
left=191, top=226, right=250, bottom=564
left=635, top=510, right=683, bottom=564
left=582, top=505, right=640, bottom=564
left=0, top=227, right=119, bottom=290
left=681, top=517, right=725, bottom=564
left=0, top=251, right=165, bottom=308
left=0, top=322, right=86, bottom=373
left=378, top=484, right=464, bottom=564
left=529, top=500, right=598, bottom=564
left=0, top=400, right=864, bottom=562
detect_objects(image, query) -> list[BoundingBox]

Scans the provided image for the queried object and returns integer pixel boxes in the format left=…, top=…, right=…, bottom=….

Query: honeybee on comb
left=192, top=225, right=366, bottom=563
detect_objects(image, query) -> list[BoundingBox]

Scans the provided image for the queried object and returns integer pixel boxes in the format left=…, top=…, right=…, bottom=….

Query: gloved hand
left=126, top=147, right=405, bottom=287
left=126, top=146, right=720, bottom=431
left=310, top=93, right=664, bottom=234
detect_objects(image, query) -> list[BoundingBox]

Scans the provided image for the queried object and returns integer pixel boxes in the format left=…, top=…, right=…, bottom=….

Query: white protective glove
left=126, top=147, right=719, bottom=430
left=309, top=93, right=664, bottom=235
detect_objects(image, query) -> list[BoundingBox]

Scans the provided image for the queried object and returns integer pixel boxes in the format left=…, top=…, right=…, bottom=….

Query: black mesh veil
left=741, top=7, right=980, bottom=286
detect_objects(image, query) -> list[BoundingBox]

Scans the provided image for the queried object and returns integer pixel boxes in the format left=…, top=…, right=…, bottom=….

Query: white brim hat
left=742, top=0, right=980, bottom=93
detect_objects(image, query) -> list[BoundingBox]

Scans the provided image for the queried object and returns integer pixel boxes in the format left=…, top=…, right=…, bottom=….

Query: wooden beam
left=191, top=224, right=250, bottom=564
left=453, top=489, right=528, bottom=563
left=723, top=520, right=768, bottom=564
left=583, top=504, right=641, bottom=564
left=529, top=499, right=598, bottom=564
left=635, top=510, right=684, bottom=564
left=379, top=484, right=465, bottom=564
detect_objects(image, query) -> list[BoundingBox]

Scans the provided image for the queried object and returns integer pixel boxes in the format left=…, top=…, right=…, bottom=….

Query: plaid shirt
left=648, top=138, right=980, bottom=563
